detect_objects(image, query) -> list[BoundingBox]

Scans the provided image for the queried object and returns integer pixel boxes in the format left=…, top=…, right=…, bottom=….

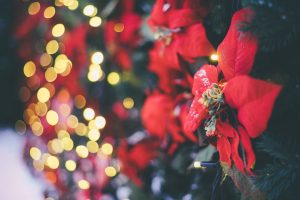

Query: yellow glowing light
left=123, top=97, right=134, bottom=109
left=46, top=110, right=59, bottom=126
left=59, top=103, right=71, bottom=117
left=37, top=87, right=50, bottom=103
left=45, top=67, right=57, bottom=82
left=54, top=58, right=72, bottom=74
left=45, top=155, right=60, bottom=169
left=210, top=53, right=219, bottom=61
left=75, top=123, right=88, bottom=136
left=30, top=147, right=42, bottom=160
left=114, top=23, right=125, bottom=33
left=107, top=72, right=120, bottom=85
left=105, top=166, right=117, bottom=177
left=83, top=5, right=97, bottom=17
left=88, top=129, right=100, bottom=141
left=67, top=115, right=78, bottom=128
left=87, top=70, right=103, bottom=82
left=88, top=120, right=97, bottom=130
left=31, top=121, right=43, bottom=136
left=40, top=53, right=52, bottom=67
left=33, top=160, right=44, bottom=171
left=55, top=0, right=64, bottom=7
left=89, top=16, right=102, bottom=27
left=52, top=24, right=65, bottom=37
left=76, top=145, right=89, bottom=158
left=74, top=95, right=86, bottom=109
left=78, top=179, right=90, bottom=190
left=44, top=6, right=56, bottom=19
left=35, top=102, right=48, bottom=116
left=68, top=0, right=79, bottom=10
left=48, top=139, right=64, bottom=154
left=83, top=107, right=95, bottom=120
left=94, top=116, right=106, bottom=129
left=61, top=137, right=74, bottom=151
left=28, top=2, right=40, bottom=15
left=91, top=52, right=104, bottom=64
left=46, top=40, right=59, bottom=54
left=101, top=143, right=113, bottom=155
left=57, top=130, right=70, bottom=139
left=65, top=160, right=76, bottom=171
left=23, top=61, right=36, bottom=77
left=15, top=120, right=26, bottom=134
left=193, top=161, right=202, bottom=169
left=87, top=141, right=99, bottom=153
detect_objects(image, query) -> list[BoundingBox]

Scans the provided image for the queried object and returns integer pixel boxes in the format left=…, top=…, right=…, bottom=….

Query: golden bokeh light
left=67, top=115, right=78, bottom=128
left=91, top=52, right=104, bottom=64
left=101, top=143, right=113, bottom=155
left=23, top=61, right=36, bottom=77
left=45, top=67, right=58, bottom=82
left=46, top=110, right=59, bottom=126
left=31, top=121, right=44, bottom=136
left=78, top=179, right=90, bottom=190
left=28, top=2, right=40, bottom=15
left=44, top=6, right=56, bottom=19
left=123, top=97, right=134, bottom=109
left=61, top=137, right=74, bottom=151
left=88, top=129, right=100, bottom=141
left=15, top=120, right=27, bottom=134
left=45, top=155, right=60, bottom=169
left=210, top=53, right=219, bottom=61
left=37, top=87, right=50, bottom=103
left=95, top=116, right=106, bottom=129
left=193, top=161, right=202, bottom=169
left=114, top=23, right=125, bottom=33
left=75, top=123, right=88, bottom=136
left=105, top=166, right=117, bottom=177
left=76, top=145, right=89, bottom=158
left=89, top=16, right=102, bottom=27
left=52, top=24, right=65, bottom=37
left=107, top=72, right=120, bottom=85
left=65, top=160, right=76, bottom=171
left=30, top=147, right=42, bottom=160
left=83, top=107, right=95, bottom=120
left=40, top=53, right=52, bottom=67
left=35, top=102, right=48, bottom=116
left=68, top=0, right=79, bottom=10
left=83, top=5, right=97, bottom=17
left=87, top=141, right=99, bottom=153
left=46, top=40, right=59, bottom=54
left=74, top=95, right=86, bottom=109
left=33, top=160, right=44, bottom=171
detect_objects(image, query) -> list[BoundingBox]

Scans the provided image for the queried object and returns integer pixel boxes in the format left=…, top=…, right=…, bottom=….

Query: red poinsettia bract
left=184, top=9, right=282, bottom=173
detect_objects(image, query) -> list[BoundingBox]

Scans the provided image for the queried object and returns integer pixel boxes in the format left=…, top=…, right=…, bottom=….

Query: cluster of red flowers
left=135, top=0, right=283, bottom=184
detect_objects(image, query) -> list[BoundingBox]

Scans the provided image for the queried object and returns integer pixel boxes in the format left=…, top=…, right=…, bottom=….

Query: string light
left=44, top=6, right=56, bottom=19
left=87, top=141, right=99, bottom=153
left=30, top=147, right=42, bottom=160
left=83, top=107, right=95, bottom=120
left=87, top=129, right=100, bottom=141
left=37, top=87, right=50, bottom=103
left=28, top=2, right=40, bottom=15
left=45, top=67, right=58, bottom=82
left=65, top=160, right=76, bottom=171
left=78, top=179, right=90, bottom=190
left=76, top=145, right=89, bottom=158
left=83, top=5, right=97, bottom=17
left=46, top=40, right=59, bottom=54
left=123, top=97, right=134, bottom=109
left=193, top=161, right=202, bottom=169
left=210, top=53, right=219, bottom=61
left=107, top=72, right=120, bottom=85
left=15, top=120, right=27, bottom=134
left=61, top=137, right=74, bottom=151
left=45, top=155, right=60, bottom=169
left=46, top=110, right=59, bottom=125
left=40, top=53, right=52, bottom=67
left=68, top=0, right=79, bottom=10
left=52, top=24, right=65, bottom=37
left=91, top=52, right=104, bottom=64
left=105, top=166, right=117, bottom=177
left=114, top=23, right=125, bottom=33
left=101, top=143, right=113, bottom=155
left=23, top=61, right=36, bottom=77
left=94, top=116, right=106, bottom=129
left=89, top=16, right=102, bottom=27
left=74, top=95, right=86, bottom=109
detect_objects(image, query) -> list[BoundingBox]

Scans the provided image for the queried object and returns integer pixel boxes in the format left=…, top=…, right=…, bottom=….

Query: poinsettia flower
left=184, top=9, right=282, bottom=173
left=148, top=0, right=215, bottom=70
left=117, top=138, right=160, bottom=186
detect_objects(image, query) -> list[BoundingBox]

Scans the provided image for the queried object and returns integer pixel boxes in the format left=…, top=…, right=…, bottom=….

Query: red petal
left=184, top=97, right=208, bottom=132
left=180, top=103, right=198, bottom=142
left=224, top=75, right=282, bottom=138
left=217, top=8, right=258, bottom=80
left=238, top=126, right=256, bottom=173
left=192, top=64, right=219, bottom=96
left=216, top=120, right=235, bottom=138
left=229, top=129, right=245, bottom=173
left=216, top=136, right=232, bottom=167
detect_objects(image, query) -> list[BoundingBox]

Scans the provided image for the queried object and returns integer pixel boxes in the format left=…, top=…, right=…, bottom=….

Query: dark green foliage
left=241, top=0, right=300, bottom=52
left=254, top=134, right=300, bottom=200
